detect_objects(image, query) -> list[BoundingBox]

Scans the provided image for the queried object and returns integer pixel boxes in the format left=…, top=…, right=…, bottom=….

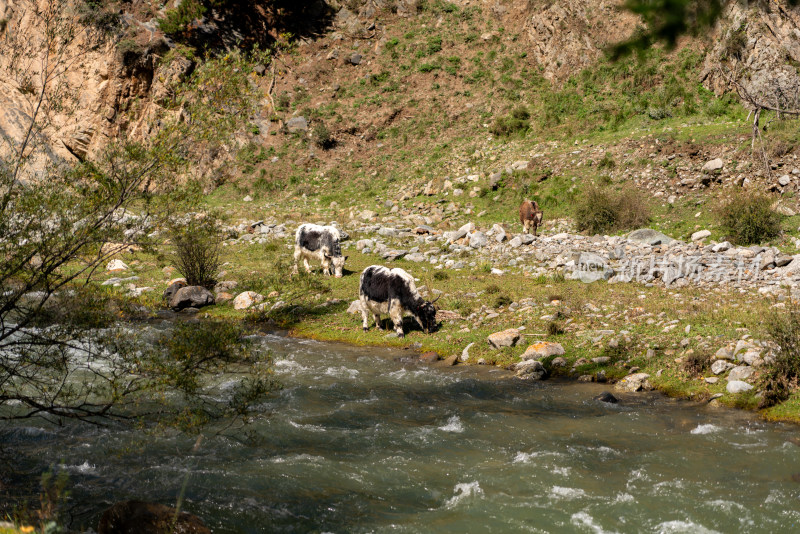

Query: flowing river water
left=3, top=330, right=800, bottom=533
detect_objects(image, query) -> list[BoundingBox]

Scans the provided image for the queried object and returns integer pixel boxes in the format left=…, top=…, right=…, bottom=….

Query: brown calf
left=519, top=199, right=543, bottom=235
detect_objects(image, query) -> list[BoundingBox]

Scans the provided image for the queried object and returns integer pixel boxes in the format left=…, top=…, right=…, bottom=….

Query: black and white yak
left=294, top=223, right=347, bottom=278
left=358, top=265, right=438, bottom=337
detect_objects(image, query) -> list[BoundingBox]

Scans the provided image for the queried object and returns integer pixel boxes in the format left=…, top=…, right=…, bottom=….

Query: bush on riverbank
left=170, top=218, right=222, bottom=289
left=761, top=308, right=800, bottom=408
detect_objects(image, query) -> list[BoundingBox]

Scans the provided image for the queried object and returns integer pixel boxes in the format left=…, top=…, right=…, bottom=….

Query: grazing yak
left=519, top=199, right=543, bottom=235
left=359, top=265, right=438, bottom=337
left=294, top=223, right=347, bottom=277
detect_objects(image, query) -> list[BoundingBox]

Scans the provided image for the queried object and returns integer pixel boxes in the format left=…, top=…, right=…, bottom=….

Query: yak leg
left=522, top=219, right=530, bottom=234
left=360, top=304, right=371, bottom=332
left=389, top=300, right=405, bottom=337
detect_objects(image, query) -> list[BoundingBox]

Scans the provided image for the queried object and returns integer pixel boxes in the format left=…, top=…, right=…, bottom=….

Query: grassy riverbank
left=102, top=224, right=800, bottom=423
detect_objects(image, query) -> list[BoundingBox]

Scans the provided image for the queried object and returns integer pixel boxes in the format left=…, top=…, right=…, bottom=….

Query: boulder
left=233, top=291, right=264, bottom=310
left=728, top=365, right=755, bottom=382
left=163, top=280, right=187, bottom=302
left=459, top=342, right=475, bottom=362
left=571, top=252, right=614, bottom=283
left=107, top=259, right=129, bottom=272
left=726, top=380, right=754, bottom=394
left=169, top=286, right=214, bottom=310
left=514, top=359, right=548, bottom=380
left=487, top=328, right=521, bottom=349
left=97, top=500, right=211, bottom=534
left=594, top=392, right=618, bottom=404
left=711, top=360, right=736, bottom=375
left=419, top=351, right=440, bottom=363
left=521, top=342, right=565, bottom=360
left=702, top=158, right=724, bottom=173
left=614, top=372, right=652, bottom=392
left=691, top=230, right=711, bottom=242
left=627, top=228, right=675, bottom=246
left=347, top=300, right=363, bottom=314
left=469, top=231, right=488, bottom=248
left=286, top=116, right=308, bottom=133
left=714, top=345, right=735, bottom=360
left=551, top=356, right=567, bottom=367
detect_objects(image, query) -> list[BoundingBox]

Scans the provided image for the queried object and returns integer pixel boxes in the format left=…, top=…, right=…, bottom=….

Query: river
left=2, top=331, right=800, bottom=532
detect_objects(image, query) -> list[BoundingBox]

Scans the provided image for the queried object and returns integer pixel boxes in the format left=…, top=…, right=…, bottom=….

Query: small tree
left=0, top=3, right=272, bottom=426
left=170, top=217, right=222, bottom=288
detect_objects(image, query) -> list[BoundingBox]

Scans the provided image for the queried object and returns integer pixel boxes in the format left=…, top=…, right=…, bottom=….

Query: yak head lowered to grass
left=358, top=265, right=441, bottom=337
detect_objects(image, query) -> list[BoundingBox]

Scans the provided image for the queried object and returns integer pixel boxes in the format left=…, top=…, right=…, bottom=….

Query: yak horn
left=431, top=293, right=441, bottom=304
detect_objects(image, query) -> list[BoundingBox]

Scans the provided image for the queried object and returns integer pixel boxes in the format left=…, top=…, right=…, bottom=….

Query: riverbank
left=98, top=210, right=800, bottom=423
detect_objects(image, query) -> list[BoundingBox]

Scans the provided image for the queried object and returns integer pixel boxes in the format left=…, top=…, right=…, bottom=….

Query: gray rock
left=163, top=280, right=187, bottom=301
left=691, top=230, right=711, bottom=241
left=728, top=365, right=755, bottom=382
left=514, top=359, right=548, bottom=380
left=469, top=231, right=488, bottom=248
left=348, top=53, right=362, bottom=65
left=779, top=174, right=791, bottom=186
left=702, top=158, right=724, bottom=173
left=508, top=236, right=523, bottom=248
left=711, top=360, right=736, bottom=375
left=347, top=300, right=363, bottom=314
left=715, top=345, right=735, bottom=360
left=521, top=342, right=565, bottom=360
left=726, top=380, right=754, bottom=394
left=169, top=286, right=215, bottom=310
left=594, top=392, right=618, bottom=403
left=286, top=116, right=308, bottom=133
left=627, top=228, right=675, bottom=246
left=519, top=234, right=536, bottom=245
left=459, top=342, right=475, bottom=362
left=614, top=372, right=652, bottom=392
left=487, top=328, right=521, bottom=349
left=551, top=356, right=567, bottom=367
left=404, top=253, right=426, bottom=262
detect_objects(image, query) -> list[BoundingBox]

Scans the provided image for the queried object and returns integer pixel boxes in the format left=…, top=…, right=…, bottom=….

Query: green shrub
left=489, top=106, right=531, bottom=137
left=418, top=62, right=440, bottom=73
left=682, top=350, right=711, bottom=376
left=312, top=122, right=336, bottom=150
left=761, top=308, right=800, bottom=408
left=170, top=217, right=222, bottom=289
left=716, top=193, right=782, bottom=245
left=574, top=185, right=651, bottom=234
left=158, top=0, right=206, bottom=34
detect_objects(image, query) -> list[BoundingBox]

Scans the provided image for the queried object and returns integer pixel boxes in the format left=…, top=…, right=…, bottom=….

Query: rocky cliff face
left=0, top=0, right=193, bottom=177
left=2, top=0, right=799, bottom=179
left=702, top=1, right=800, bottom=109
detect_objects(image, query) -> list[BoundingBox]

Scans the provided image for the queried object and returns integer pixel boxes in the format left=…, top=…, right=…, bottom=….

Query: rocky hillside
left=2, top=0, right=800, bottom=194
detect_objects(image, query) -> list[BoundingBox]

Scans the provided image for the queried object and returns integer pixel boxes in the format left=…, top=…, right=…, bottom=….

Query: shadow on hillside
left=182, top=0, right=336, bottom=50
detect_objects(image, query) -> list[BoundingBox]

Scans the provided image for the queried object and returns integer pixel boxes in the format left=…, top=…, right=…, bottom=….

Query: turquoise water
left=3, top=332, right=800, bottom=532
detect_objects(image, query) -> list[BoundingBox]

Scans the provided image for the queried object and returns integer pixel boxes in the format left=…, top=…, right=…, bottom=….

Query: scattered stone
left=728, top=365, right=755, bottom=382
left=233, top=291, right=264, bottom=310
left=726, top=380, right=754, bottom=394
left=286, top=116, right=308, bottom=133
left=711, top=360, right=736, bottom=375
left=443, top=354, right=458, bottom=366
left=594, top=391, right=618, bottom=404
left=459, top=342, right=475, bottom=362
left=627, top=229, right=675, bottom=246
left=348, top=52, right=362, bottom=65
left=691, top=230, right=711, bottom=242
left=702, top=158, right=724, bottom=173
left=469, top=231, right=488, bottom=248
left=163, top=280, right=187, bottom=301
left=715, top=345, right=734, bottom=360
left=347, top=300, right=364, bottom=314
left=521, top=341, right=565, bottom=360
left=169, top=286, right=215, bottom=311
left=551, top=357, right=567, bottom=367
left=487, top=328, right=521, bottom=349
left=514, top=359, right=547, bottom=380
left=614, top=373, right=652, bottom=392
left=420, top=352, right=440, bottom=363
left=106, top=259, right=129, bottom=272
left=704, top=376, right=719, bottom=384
